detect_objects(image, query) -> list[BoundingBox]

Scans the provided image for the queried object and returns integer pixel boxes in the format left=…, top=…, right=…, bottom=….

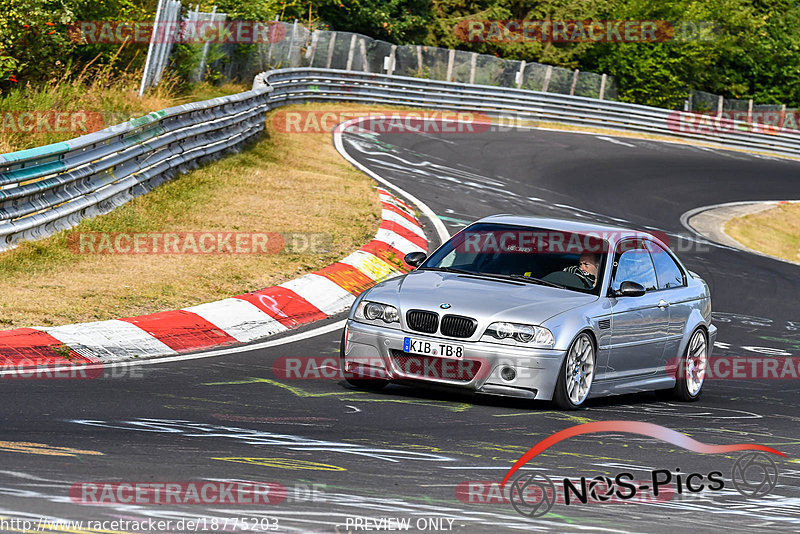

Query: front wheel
left=339, top=329, right=388, bottom=391
left=669, top=328, right=707, bottom=402
left=553, top=332, right=596, bottom=410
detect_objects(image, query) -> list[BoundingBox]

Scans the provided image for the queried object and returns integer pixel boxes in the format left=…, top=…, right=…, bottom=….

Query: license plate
left=403, top=337, right=463, bottom=358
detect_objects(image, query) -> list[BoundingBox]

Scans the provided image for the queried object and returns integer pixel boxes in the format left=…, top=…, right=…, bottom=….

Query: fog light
left=500, top=366, right=516, bottom=381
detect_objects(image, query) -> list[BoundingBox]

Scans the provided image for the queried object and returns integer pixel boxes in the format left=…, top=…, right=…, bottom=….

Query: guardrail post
left=288, top=19, right=298, bottom=67
left=515, top=61, right=525, bottom=89
left=306, top=30, right=319, bottom=65
left=469, top=52, right=477, bottom=84
left=542, top=65, right=552, bottom=92
left=326, top=32, right=336, bottom=69
left=416, top=45, right=423, bottom=77
left=267, top=15, right=278, bottom=66
left=359, top=38, right=368, bottom=72
left=194, top=5, right=218, bottom=82
left=599, top=73, right=607, bottom=100
left=716, top=95, right=724, bottom=118
left=569, top=69, right=579, bottom=96
left=780, top=104, right=787, bottom=129
left=346, top=34, right=357, bottom=71
left=151, top=0, right=172, bottom=85
left=446, top=49, right=455, bottom=81
left=387, top=45, right=396, bottom=76
left=139, top=0, right=166, bottom=96
left=152, top=0, right=181, bottom=86
left=747, top=98, right=753, bottom=123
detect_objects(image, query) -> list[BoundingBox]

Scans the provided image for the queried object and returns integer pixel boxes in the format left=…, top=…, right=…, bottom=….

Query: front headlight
left=354, top=300, right=400, bottom=325
left=482, top=322, right=555, bottom=347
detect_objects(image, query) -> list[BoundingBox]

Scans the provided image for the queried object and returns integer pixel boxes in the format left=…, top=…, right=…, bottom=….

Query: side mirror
left=404, top=251, right=427, bottom=268
left=613, top=280, right=646, bottom=297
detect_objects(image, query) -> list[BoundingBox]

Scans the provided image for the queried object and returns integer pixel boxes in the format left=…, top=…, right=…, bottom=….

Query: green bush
left=0, top=0, right=154, bottom=88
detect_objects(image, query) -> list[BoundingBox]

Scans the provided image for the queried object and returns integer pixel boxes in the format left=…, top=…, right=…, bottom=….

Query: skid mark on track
left=492, top=411, right=595, bottom=425
left=712, top=427, right=800, bottom=448
left=599, top=402, right=762, bottom=420
left=347, top=438, right=481, bottom=460
left=202, top=377, right=474, bottom=412
left=213, top=457, right=347, bottom=471
left=0, top=442, right=103, bottom=457
left=203, top=377, right=346, bottom=397
left=71, top=419, right=456, bottom=463
left=156, top=393, right=255, bottom=406
left=212, top=414, right=336, bottom=424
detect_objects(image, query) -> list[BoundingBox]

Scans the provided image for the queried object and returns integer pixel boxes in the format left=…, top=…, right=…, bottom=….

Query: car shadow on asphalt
left=338, top=380, right=671, bottom=412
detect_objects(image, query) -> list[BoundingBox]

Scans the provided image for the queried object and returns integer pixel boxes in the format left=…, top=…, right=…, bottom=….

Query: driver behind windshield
left=563, top=252, right=600, bottom=288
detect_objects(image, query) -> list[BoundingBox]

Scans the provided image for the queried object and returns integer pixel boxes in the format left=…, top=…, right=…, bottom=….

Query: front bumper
left=708, top=323, right=718, bottom=349
left=343, top=319, right=567, bottom=400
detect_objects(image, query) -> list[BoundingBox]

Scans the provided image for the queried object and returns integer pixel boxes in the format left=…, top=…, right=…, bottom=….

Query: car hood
left=366, top=270, right=598, bottom=325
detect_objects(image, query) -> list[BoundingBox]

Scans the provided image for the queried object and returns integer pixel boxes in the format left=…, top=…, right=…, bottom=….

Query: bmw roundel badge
left=440, top=303, right=451, bottom=309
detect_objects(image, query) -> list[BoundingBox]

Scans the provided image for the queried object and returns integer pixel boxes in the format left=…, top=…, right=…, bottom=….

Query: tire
left=669, top=328, right=708, bottom=402
left=339, top=330, right=388, bottom=391
left=552, top=332, right=596, bottom=410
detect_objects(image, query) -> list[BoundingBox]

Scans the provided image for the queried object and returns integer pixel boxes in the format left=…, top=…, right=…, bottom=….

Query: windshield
left=420, top=223, right=609, bottom=295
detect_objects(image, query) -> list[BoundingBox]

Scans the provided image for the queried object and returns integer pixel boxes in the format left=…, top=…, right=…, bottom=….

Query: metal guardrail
left=0, top=87, right=272, bottom=251
left=256, top=68, right=800, bottom=160
left=1, top=66, right=798, bottom=252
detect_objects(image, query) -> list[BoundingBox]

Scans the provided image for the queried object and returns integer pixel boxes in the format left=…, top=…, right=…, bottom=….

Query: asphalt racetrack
left=2, top=126, right=800, bottom=533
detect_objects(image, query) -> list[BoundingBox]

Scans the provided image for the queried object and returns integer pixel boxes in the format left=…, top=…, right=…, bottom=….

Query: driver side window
left=611, top=241, right=657, bottom=292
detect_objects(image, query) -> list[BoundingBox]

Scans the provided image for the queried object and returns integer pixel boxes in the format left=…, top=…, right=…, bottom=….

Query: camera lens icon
left=508, top=471, right=556, bottom=518
left=731, top=452, right=779, bottom=498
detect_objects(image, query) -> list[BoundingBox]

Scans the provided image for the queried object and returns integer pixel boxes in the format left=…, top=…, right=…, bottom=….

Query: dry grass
left=724, top=203, right=800, bottom=263
left=0, top=67, right=247, bottom=153
left=0, top=102, right=393, bottom=328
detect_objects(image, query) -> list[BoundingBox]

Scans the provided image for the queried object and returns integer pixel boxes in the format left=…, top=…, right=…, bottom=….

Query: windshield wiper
left=419, top=267, right=566, bottom=289
left=488, top=273, right=566, bottom=289
left=419, top=267, right=529, bottom=285
left=417, top=266, right=478, bottom=276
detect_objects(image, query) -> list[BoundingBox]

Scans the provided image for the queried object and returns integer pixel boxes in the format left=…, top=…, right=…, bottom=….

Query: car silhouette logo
left=440, top=303, right=451, bottom=309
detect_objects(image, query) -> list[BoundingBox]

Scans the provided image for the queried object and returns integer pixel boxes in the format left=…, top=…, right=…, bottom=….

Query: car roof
left=471, top=214, right=661, bottom=247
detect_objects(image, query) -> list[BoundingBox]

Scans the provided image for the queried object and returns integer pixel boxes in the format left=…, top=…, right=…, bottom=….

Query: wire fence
left=216, top=21, right=619, bottom=100
left=141, top=6, right=794, bottom=115
left=689, top=89, right=796, bottom=120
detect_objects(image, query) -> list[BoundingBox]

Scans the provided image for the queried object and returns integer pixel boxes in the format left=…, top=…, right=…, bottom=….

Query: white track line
left=333, top=118, right=451, bottom=245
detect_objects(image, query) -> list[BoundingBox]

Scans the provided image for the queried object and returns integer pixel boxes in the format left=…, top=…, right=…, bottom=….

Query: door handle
left=658, top=299, right=670, bottom=309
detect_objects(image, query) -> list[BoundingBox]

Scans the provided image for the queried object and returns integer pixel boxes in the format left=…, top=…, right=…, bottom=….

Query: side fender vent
left=598, top=319, right=611, bottom=330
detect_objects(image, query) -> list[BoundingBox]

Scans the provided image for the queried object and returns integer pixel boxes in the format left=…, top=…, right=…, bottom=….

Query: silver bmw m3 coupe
left=341, top=215, right=717, bottom=409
